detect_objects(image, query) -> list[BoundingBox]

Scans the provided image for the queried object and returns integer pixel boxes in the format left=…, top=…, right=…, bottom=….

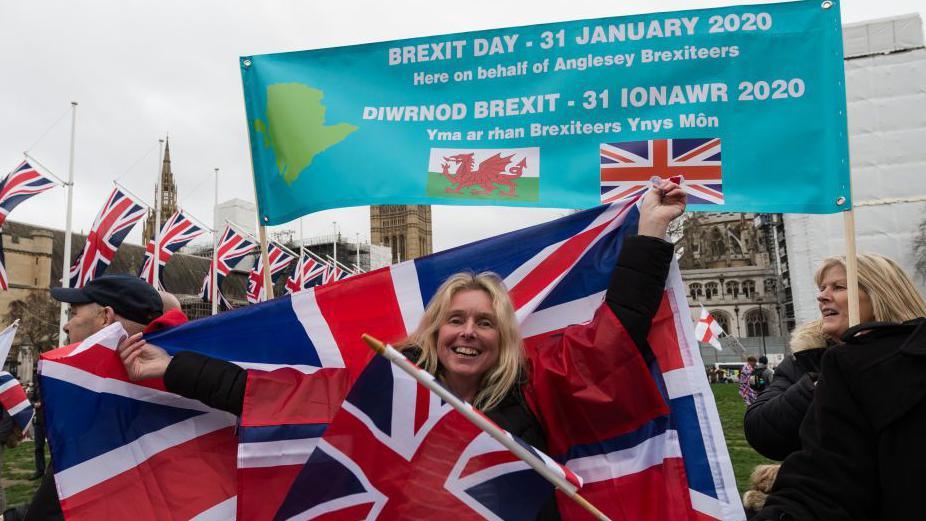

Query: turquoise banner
left=241, top=0, right=850, bottom=225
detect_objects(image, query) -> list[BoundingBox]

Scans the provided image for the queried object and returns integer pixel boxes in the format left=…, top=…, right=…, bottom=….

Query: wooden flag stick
left=362, top=333, right=612, bottom=521
left=843, top=209, right=860, bottom=326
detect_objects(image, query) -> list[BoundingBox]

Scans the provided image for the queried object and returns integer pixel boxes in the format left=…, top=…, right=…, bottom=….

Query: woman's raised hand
left=118, top=332, right=172, bottom=381
left=637, top=178, right=687, bottom=238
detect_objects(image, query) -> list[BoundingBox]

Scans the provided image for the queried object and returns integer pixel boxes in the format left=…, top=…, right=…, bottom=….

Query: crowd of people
left=0, top=178, right=922, bottom=520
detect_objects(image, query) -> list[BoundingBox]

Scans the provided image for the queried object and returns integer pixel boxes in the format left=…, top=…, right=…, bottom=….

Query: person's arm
left=743, top=358, right=814, bottom=460
left=119, top=333, right=246, bottom=415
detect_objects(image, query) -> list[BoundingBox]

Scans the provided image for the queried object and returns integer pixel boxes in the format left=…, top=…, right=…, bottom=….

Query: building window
left=689, top=283, right=703, bottom=299
left=725, top=280, right=740, bottom=298
left=764, top=278, right=777, bottom=295
left=710, top=310, right=731, bottom=334
left=745, top=309, right=769, bottom=337
left=705, top=282, right=719, bottom=300
left=743, top=280, right=756, bottom=298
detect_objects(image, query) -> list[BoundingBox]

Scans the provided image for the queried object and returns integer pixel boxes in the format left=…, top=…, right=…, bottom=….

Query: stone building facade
left=370, top=205, right=432, bottom=263
left=677, top=212, right=792, bottom=351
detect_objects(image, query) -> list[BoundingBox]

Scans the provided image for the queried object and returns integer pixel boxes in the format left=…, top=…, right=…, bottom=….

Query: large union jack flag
left=0, top=322, right=33, bottom=433
left=246, top=242, right=296, bottom=304
left=0, top=161, right=57, bottom=290
left=284, top=250, right=327, bottom=294
left=601, top=138, right=723, bottom=205
left=276, top=353, right=582, bottom=520
left=138, top=211, right=205, bottom=289
left=41, top=200, right=744, bottom=520
left=200, top=224, right=257, bottom=303
left=68, top=186, right=147, bottom=288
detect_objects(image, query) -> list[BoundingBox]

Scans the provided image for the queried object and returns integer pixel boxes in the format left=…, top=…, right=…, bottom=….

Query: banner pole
left=58, top=101, right=77, bottom=343
left=362, top=334, right=611, bottom=521
left=843, top=209, right=860, bottom=326
left=211, top=168, right=219, bottom=316
left=259, top=225, right=273, bottom=300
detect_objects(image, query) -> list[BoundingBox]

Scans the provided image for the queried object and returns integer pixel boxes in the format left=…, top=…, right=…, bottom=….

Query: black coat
left=743, top=348, right=824, bottom=461
left=755, top=318, right=926, bottom=521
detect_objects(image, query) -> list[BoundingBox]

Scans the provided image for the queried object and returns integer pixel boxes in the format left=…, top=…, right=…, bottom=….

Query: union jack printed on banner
left=200, top=224, right=257, bottom=303
left=0, top=161, right=57, bottom=228
left=275, top=353, right=582, bottom=520
left=284, top=251, right=326, bottom=294
left=600, top=138, right=723, bottom=205
left=0, top=161, right=57, bottom=290
left=246, top=242, right=295, bottom=304
left=138, top=211, right=205, bottom=289
left=0, top=322, right=32, bottom=433
left=42, top=200, right=745, bottom=520
left=68, top=187, right=147, bottom=288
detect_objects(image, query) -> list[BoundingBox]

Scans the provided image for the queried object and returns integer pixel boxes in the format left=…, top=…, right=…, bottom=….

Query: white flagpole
left=153, top=138, right=164, bottom=290
left=299, top=218, right=305, bottom=289
left=332, top=221, right=338, bottom=267
left=211, top=168, right=219, bottom=316
left=362, top=334, right=610, bottom=521
left=58, top=102, right=77, bottom=344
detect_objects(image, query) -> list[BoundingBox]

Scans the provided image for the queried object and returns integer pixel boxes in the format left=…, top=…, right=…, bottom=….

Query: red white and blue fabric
left=322, top=262, right=347, bottom=284
left=284, top=251, right=326, bottom=294
left=0, top=161, right=56, bottom=228
left=696, top=306, right=725, bottom=350
left=200, top=224, right=257, bottom=303
left=138, top=211, right=205, bottom=289
left=275, top=352, right=582, bottom=520
left=246, top=243, right=296, bottom=304
left=68, top=187, right=147, bottom=288
left=0, top=161, right=57, bottom=290
left=39, top=323, right=238, bottom=520
left=600, top=138, right=723, bottom=205
left=0, top=371, right=33, bottom=433
left=41, top=200, right=743, bottom=520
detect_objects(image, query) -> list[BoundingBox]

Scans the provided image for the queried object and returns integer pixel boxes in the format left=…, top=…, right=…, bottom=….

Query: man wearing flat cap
left=9, top=276, right=172, bottom=521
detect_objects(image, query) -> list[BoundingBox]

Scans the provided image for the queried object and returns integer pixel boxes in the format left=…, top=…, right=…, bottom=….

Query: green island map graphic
left=254, top=83, right=357, bottom=184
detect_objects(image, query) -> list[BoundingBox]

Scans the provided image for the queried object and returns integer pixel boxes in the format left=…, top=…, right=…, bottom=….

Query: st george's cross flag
left=200, top=224, right=257, bottom=303
left=0, top=321, right=33, bottom=433
left=246, top=242, right=296, bottom=304
left=600, top=138, right=723, bottom=206
left=696, top=305, right=725, bottom=350
left=69, top=186, right=147, bottom=288
left=139, top=211, right=205, bottom=289
left=41, top=199, right=744, bottom=520
left=0, top=161, right=57, bottom=290
left=275, top=353, right=583, bottom=520
left=284, top=250, right=327, bottom=294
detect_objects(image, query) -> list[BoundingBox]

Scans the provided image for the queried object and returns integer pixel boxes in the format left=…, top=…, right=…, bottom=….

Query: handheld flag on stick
left=139, top=210, right=205, bottom=289
left=68, top=186, right=147, bottom=288
left=284, top=249, right=326, bottom=293
left=0, top=321, right=34, bottom=433
left=200, top=224, right=257, bottom=303
left=696, top=305, right=725, bottom=350
left=355, top=334, right=606, bottom=521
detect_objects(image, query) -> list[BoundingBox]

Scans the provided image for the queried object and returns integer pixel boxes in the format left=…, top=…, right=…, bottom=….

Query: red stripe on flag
left=236, top=464, right=304, bottom=521
left=674, top=138, right=720, bottom=162
left=458, top=450, right=520, bottom=480
left=58, top=426, right=237, bottom=521
left=0, top=386, right=28, bottom=411
left=648, top=295, right=686, bottom=373
left=600, top=166, right=722, bottom=182
left=242, top=367, right=349, bottom=427
left=314, top=269, right=409, bottom=379
left=44, top=344, right=168, bottom=392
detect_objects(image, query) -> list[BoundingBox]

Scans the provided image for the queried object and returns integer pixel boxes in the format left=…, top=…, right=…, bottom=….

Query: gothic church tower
left=142, top=138, right=179, bottom=245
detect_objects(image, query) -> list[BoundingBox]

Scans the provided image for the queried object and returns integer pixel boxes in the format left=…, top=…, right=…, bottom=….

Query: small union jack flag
left=139, top=211, right=205, bottom=289
left=246, top=242, right=295, bottom=304
left=69, top=187, right=147, bottom=288
left=600, top=138, right=723, bottom=205
left=284, top=250, right=327, bottom=294
left=0, top=161, right=57, bottom=290
left=0, top=161, right=57, bottom=228
left=200, top=224, right=257, bottom=303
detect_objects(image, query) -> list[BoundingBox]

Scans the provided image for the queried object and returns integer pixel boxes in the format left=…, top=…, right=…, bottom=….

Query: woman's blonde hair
left=814, top=253, right=926, bottom=324
left=398, top=272, right=523, bottom=412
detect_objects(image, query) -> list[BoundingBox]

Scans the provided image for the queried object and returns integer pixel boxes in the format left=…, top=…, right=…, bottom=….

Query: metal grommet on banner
left=263, top=215, right=269, bottom=222
left=836, top=196, right=846, bottom=206
left=821, top=1, right=833, bottom=9
left=242, top=58, right=253, bottom=68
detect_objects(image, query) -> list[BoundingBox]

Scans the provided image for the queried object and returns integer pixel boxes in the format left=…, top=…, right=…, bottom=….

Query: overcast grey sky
left=1, top=0, right=922, bottom=252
